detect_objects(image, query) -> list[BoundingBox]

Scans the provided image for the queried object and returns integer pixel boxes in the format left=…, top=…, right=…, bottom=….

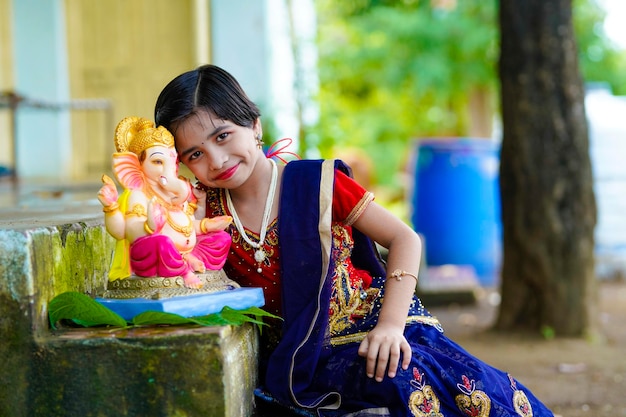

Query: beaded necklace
left=225, top=159, right=278, bottom=273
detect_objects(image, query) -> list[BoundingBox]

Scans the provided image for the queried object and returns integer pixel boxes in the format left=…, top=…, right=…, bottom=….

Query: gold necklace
left=165, top=211, right=193, bottom=237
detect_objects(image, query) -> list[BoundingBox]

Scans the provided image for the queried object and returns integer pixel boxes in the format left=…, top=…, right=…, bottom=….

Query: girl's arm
left=352, top=201, right=422, bottom=382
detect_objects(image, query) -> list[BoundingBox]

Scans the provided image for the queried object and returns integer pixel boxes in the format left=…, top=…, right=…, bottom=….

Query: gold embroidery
left=328, top=225, right=379, bottom=337
left=409, top=367, right=443, bottom=417
left=409, top=386, right=443, bottom=417
left=330, top=316, right=441, bottom=346
left=513, top=390, right=533, bottom=417
left=455, top=391, right=491, bottom=417
left=509, top=374, right=534, bottom=416
left=455, top=375, right=491, bottom=417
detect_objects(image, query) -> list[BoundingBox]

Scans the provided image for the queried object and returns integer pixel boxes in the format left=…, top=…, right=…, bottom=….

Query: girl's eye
left=216, top=132, right=229, bottom=142
left=188, top=150, right=202, bottom=161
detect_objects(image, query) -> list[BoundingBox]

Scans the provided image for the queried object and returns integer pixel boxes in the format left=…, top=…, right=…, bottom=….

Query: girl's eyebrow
left=179, top=125, right=229, bottom=159
left=179, top=146, right=198, bottom=159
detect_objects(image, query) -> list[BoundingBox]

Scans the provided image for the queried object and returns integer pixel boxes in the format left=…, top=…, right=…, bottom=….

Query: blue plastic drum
left=410, top=138, right=502, bottom=286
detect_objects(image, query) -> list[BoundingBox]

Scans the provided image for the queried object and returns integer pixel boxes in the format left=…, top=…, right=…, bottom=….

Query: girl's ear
left=253, top=117, right=263, bottom=138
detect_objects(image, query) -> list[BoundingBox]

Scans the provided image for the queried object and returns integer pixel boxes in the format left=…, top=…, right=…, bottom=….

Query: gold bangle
left=102, top=202, right=119, bottom=213
left=388, top=269, right=418, bottom=283
left=200, top=218, right=209, bottom=234
left=144, top=221, right=155, bottom=235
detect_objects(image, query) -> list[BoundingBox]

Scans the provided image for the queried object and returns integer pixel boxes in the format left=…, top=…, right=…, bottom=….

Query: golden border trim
left=330, top=316, right=442, bottom=346
left=344, top=191, right=374, bottom=226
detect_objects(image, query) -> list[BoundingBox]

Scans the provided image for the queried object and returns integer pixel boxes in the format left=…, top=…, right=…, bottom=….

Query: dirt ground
left=427, top=278, right=626, bottom=417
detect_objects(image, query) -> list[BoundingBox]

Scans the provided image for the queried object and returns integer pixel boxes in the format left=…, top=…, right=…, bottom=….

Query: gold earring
left=256, top=134, right=264, bottom=149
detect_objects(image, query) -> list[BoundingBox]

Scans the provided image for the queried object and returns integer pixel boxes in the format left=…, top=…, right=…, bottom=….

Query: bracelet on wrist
left=144, top=221, right=155, bottom=235
left=200, top=218, right=209, bottom=234
left=387, top=269, right=418, bottom=283
left=102, top=202, right=119, bottom=213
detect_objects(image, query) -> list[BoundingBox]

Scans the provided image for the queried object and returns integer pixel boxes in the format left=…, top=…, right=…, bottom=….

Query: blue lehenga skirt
left=260, top=276, right=554, bottom=417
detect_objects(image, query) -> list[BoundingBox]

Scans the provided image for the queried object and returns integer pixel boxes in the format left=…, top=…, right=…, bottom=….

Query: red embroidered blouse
left=205, top=168, right=372, bottom=316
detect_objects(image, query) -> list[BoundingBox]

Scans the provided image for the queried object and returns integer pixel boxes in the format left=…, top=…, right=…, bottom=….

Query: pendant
left=254, top=249, right=266, bottom=263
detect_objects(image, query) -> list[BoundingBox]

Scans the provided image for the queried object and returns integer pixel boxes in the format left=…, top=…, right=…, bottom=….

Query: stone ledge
left=29, top=324, right=259, bottom=417
left=0, top=212, right=261, bottom=417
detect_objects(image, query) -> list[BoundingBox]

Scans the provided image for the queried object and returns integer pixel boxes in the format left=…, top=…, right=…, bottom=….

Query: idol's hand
left=97, top=174, right=119, bottom=207
left=357, top=322, right=412, bottom=382
left=145, top=197, right=166, bottom=234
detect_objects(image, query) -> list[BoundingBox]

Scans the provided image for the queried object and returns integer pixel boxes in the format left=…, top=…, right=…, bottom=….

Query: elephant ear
left=112, top=152, right=145, bottom=190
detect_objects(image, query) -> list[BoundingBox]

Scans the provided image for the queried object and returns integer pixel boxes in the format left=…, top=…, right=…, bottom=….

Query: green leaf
left=48, top=291, right=282, bottom=330
left=131, top=311, right=196, bottom=326
left=48, top=292, right=127, bottom=329
left=219, top=308, right=260, bottom=326
left=236, top=306, right=282, bottom=320
left=189, top=314, right=231, bottom=326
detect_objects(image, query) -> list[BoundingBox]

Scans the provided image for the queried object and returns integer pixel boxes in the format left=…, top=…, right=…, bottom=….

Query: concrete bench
left=0, top=198, right=259, bottom=417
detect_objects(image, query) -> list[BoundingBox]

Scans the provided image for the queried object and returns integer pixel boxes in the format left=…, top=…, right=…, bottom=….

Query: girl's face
left=174, top=111, right=261, bottom=189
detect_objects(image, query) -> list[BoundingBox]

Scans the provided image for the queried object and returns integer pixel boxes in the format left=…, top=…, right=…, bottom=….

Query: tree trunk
left=497, top=0, right=597, bottom=336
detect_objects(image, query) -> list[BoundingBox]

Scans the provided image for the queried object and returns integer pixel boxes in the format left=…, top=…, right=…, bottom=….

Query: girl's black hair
left=154, top=64, right=261, bottom=132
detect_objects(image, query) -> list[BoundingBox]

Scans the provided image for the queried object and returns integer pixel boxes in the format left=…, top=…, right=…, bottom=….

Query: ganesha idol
left=97, top=116, right=237, bottom=301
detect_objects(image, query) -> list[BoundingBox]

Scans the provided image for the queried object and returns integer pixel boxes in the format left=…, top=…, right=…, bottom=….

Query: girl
left=154, top=64, right=554, bottom=417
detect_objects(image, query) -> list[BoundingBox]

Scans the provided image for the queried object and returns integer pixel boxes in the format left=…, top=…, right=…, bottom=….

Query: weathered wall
left=0, top=213, right=259, bottom=417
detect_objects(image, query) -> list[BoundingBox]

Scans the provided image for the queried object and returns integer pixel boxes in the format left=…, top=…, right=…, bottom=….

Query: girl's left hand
left=192, top=187, right=207, bottom=219
left=357, top=322, right=412, bottom=382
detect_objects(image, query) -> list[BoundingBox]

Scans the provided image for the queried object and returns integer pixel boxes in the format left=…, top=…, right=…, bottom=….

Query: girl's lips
left=215, top=164, right=238, bottom=181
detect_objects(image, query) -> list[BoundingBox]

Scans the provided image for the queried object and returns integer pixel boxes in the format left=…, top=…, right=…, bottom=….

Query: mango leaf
left=49, top=292, right=127, bottom=329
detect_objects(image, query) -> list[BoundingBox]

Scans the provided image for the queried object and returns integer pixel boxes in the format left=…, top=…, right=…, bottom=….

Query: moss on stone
left=1, top=218, right=260, bottom=417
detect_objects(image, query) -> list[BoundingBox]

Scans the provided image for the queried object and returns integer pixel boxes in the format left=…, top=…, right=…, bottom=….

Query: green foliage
left=312, top=0, right=626, bottom=188
left=574, top=0, right=626, bottom=95
left=49, top=292, right=127, bottom=329
left=314, top=0, right=497, bottom=189
left=48, top=291, right=280, bottom=330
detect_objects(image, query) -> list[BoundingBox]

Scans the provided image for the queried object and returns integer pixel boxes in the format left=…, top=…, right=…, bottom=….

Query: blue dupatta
left=266, top=159, right=385, bottom=409
left=263, top=159, right=555, bottom=417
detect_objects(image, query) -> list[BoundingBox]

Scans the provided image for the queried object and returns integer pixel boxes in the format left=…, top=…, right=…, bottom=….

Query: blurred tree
left=313, top=0, right=626, bottom=191
left=498, top=0, right=597, bottom=336
left=314, top=0, right=497, bottom=192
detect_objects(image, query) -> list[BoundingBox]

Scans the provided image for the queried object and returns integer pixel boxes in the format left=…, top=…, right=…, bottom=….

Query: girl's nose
left=207, top=149, right=228, bottom=170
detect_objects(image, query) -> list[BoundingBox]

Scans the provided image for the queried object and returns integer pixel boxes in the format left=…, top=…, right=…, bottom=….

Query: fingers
left=386, top=343, right=401, bottom=379
left=101, top=174, right=114, bottom=185
left=400, top=339, right=412, bottom=371
left=359, top=334, right=411, bottom=382
left=192, top=187, right=206, bottom=199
